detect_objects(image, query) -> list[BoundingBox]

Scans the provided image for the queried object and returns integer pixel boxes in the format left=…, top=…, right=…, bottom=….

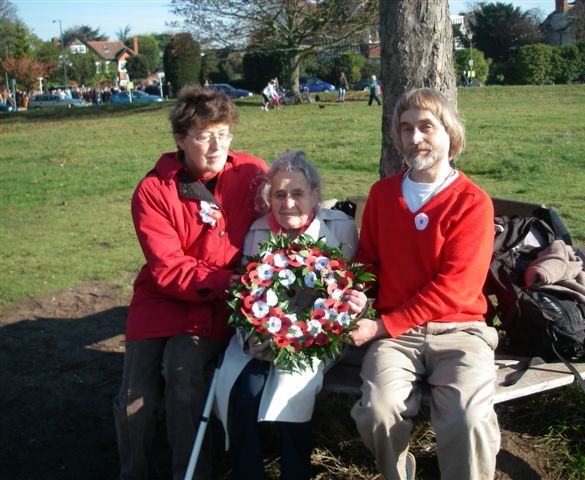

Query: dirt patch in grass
left=0, top=282, right=574, bottom=479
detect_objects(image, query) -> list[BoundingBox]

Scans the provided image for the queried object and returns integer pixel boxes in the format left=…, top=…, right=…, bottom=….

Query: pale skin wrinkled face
left=270, top=170, right=320, bottom=231
left=174, top=122, right=233, bottom=179
left=399, top=108, right=451, bottom=183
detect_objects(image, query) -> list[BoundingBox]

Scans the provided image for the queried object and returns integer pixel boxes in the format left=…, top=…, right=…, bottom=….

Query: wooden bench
left=324, top=195, right=585, bottom=402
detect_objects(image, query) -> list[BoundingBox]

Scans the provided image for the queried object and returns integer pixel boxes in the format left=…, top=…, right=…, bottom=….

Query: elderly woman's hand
left=247, top=336, right=272, bottom=362
left=345, top=289, right=368, bottom=316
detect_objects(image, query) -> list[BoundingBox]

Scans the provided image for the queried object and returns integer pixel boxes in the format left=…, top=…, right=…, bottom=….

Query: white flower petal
left=304, top=271, right=317, bottom=288
left=267, top=316, right=282, bottom=333
left=265, top=289, right=278, bottom=306
left=336, top=312, right=351, bottom=327
left=278, top=269, right=296, bottom=286
left=287, top=325, right=304, bottom=338
left=257, top=264, right=274, bottom=281
left=331, top=289, right=343, bottom=300
left=307, top=320, right=323, bottom=334
left=252, top=301, right=269, bottom=318
left=273, top=252, right=289, bottom=268
left=314, top=256, right=329, bottom=271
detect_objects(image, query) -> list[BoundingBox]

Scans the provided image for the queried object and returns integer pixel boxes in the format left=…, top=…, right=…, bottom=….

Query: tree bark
left=379, top=0, right=457, bottom=178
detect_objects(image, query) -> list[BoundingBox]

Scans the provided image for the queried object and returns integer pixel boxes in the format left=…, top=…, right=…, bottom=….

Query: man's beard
left=404, top=147, right=440, bottom=172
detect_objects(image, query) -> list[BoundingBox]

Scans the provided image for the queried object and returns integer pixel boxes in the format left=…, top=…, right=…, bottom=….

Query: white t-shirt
left=402, top=168, right=459, bottom=212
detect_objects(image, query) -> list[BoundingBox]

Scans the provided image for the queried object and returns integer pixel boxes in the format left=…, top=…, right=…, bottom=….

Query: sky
left=13, top=0, right=557, bottom=42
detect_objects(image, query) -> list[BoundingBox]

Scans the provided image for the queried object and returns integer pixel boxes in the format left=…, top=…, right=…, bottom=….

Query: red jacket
left=356, top=170, right=494, bottom=338
left=126, top=151, right=267, bottom=342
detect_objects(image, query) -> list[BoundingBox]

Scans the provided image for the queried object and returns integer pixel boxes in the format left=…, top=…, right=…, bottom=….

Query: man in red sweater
left=350, top=88, right=499, bottom=480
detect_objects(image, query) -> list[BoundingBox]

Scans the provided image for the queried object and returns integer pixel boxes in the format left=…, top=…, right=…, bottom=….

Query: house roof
left=84, top=40, right=135, bottom=61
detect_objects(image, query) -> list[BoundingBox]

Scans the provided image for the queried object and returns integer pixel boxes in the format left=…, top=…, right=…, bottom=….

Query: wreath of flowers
left=227, top=232, right=375, bottom=373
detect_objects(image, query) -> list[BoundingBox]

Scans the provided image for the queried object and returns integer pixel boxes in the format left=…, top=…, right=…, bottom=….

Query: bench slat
left=322, top=354, right=585, bottom=404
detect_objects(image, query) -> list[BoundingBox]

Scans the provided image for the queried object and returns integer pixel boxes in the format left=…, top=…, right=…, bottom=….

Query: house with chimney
left=67, top=37, right=139, bottom=85
left=542, top=0, right=583, bottom=46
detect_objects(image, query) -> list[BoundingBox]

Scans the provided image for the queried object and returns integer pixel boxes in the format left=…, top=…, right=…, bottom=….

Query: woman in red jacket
left=114, top=86, right=268, bottom=480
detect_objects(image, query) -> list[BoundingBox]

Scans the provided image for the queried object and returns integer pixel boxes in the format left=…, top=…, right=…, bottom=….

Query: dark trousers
left=230, top=359, right=313, bottom=480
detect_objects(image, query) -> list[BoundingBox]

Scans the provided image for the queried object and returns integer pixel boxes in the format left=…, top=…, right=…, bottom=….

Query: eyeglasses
left=185, top=131, right=233, bottom=144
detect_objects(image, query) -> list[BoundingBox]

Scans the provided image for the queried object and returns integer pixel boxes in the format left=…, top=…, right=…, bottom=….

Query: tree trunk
left=379, top=0, right=457, bottom=178
left=288, top=51, right=301, bottom=93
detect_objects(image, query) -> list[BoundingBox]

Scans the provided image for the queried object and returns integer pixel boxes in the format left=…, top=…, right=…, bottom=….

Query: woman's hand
left=247, top=336, right=272, bottom=361
left=349, top=318, right=386, bottom=347
left=345, top=289, right=368, bottom=316
left=228, top=273, right=240, bottom=288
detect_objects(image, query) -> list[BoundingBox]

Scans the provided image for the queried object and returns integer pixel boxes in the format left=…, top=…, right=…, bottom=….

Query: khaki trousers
left=351, top=322, right=500, bottom=480
left=113, top=334, right=224, bottom=480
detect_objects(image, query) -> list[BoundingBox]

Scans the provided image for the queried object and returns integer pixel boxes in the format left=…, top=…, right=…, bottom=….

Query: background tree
left=163, top=33, right=201, bottom=94
left=454, top=48, right=491, bottom=84
left=1, top=55, right=54, bottom=89
left=125, top=34, right=162, bottom=72
left=470, top=2, right=542, bottom=63
left=125, top=54, right=150, bottom=80
left=379, top=0, right=457, bottom=177
left=170, top=0, right=377, bottom=92
left=62, top=25, right=107, bottom=45
left=338, top=52, right=366, bottom=84
left=67, top=50, right=101, bottom=85
left=116, top=24, right=132, bottom=43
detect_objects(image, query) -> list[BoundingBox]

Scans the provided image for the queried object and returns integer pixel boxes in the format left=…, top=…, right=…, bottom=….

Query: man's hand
left=345, top=289, right=368, bottom=316
left=349, top=318, right=387, bottom=347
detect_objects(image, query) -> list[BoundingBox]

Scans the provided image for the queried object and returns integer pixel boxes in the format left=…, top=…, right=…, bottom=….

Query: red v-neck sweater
left=355, top=170, right=494, bottom=338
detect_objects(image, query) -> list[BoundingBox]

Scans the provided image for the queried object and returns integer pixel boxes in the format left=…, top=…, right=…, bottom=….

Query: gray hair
left=256, top=150, right=321, bottom=214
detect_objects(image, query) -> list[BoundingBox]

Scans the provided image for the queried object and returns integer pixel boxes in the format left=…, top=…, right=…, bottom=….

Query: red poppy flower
left=335, top=301, right=350, bottom=313
left=246, top=262, right=260, bottom=272
left=275, top=336, right=291, bottom=348
left=305, top=255, right=317, bottom=271
left=326, top=282, right=339, bottom=295
left=269, top=307, right=284, bottom=318
left=330, top=323, right=343, bottom=334
left=311, top=309, right=327, bottom=321
left=315, top=333, right=330, bottom=346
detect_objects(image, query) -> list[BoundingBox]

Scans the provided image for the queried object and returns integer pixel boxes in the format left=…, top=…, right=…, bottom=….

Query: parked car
left=110, top=90, right=163, bottom=104
left=28, top=93, right=90, bottom=109
left=0, top=102, right=15, bottom=113
left=299, top=76, right=335, bottom=93
left=209, top=83, right=253, bottom=98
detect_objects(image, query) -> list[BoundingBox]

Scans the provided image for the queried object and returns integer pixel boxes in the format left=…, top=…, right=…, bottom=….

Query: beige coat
left=214, top=209, right=358, bottom=448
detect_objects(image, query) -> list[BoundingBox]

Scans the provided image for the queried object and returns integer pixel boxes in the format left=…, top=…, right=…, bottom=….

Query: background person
left=338, top=71, right=349, bottom=103
left=215, top=150, right=367, bottom=480
left=113, top=86, right=268, bottom=480
left=350, top=88, right=499, bottom=480
left=367, top=74, right=381, bottom=106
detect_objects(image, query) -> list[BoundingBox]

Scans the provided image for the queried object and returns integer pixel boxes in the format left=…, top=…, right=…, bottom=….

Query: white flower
left=249, top=286, right=265, bottom=297
left=336, top=312, right=351, bottom=327
left=331, top=288, right=343, bottom=300
left=199, top=201, right=220, bottom=227
left=265, top=289, right=278, bottom=306
left=287, top=313, right=298, bottom=323
left=287, top=324, right=304, bottom=338
left=304, top=271, right=317, bottom=288
left=278, top=269, right=296, bottom=286
left=314, top=256, right=329, bottom=271
left=267, top=316, right=282, bottom=334
left=323, top=272, right=336, bottom=285
left=292, top=254, right=305, bottom=265
left=257, top=264, right=274, bottom=281
left=313, top=298, right=326, bottom=311
left=252, top=301, right=269, bottom=318
left=307, top=319, right=323, bottom=335
left=273, top=252, right=289, bottom=268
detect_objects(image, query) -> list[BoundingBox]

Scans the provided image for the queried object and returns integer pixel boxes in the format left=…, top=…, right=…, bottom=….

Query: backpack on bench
left=483, top=212, right=585, bottom=392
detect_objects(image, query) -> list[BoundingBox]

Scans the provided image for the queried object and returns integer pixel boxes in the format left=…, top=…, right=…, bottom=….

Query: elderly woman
left=113, top=86, right=267, bottom=480
left=215, top=150, right=367, bottom=480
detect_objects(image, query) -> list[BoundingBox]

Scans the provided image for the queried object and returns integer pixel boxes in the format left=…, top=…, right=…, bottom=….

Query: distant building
left=542, top=0, right=582, bottom=46
left=66, top=37, right=138, bottom=85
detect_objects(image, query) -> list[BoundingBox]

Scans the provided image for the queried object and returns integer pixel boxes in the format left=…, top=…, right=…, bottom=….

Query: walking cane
left=184, top=355, right=223, bottom=480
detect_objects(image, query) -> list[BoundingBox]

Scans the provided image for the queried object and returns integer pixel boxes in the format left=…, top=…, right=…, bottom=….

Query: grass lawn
left=0, top=84, right=584, bottom=477
left=1, top=85, right=584, bottom=308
